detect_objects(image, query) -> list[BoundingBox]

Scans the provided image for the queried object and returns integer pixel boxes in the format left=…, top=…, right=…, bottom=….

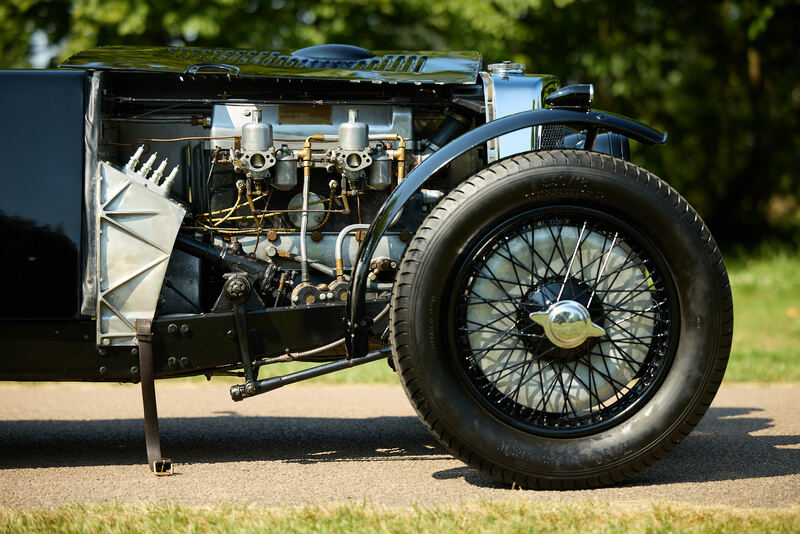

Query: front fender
left=346, top=107, right=667, bottom=356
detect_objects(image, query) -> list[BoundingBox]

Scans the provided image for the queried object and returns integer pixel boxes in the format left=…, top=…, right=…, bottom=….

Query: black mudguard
left=563, top=132, right=631, bottom=160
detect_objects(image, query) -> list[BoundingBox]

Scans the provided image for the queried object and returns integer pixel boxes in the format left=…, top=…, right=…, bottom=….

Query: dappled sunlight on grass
left=726, top=251, right=800, bottom=381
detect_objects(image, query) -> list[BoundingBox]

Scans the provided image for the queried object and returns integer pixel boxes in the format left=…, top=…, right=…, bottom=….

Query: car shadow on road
left=431, top=406, right=800, bottom=488
left=627, top=406, right=800, bottom=486
left=0, top=407, right=796, bottom=490
left=0, top=415, right=449, bottom=470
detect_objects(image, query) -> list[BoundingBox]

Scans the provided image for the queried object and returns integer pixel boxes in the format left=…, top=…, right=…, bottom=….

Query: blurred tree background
left=1, top=0, right=798, bottom=248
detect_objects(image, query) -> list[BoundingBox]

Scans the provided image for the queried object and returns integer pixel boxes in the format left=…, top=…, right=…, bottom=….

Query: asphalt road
left=0, top=381, right=798, bottom=509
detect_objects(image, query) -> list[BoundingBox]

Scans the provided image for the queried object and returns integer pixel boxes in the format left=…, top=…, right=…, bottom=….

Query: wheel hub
left=529, top=300, right=606, bottom=349
left=515, top=278, right=605, bottom=354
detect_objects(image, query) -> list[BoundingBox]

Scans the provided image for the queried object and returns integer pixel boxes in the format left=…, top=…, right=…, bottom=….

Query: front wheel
left=390, top=150, right=733, bottom=488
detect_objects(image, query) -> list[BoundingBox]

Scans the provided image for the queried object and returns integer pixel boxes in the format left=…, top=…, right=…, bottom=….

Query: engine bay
left=93, top=71, right=487, bottom=350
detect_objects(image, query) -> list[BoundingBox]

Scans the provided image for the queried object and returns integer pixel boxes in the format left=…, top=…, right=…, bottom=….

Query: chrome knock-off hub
left=529, top=300, right=606, bottom=349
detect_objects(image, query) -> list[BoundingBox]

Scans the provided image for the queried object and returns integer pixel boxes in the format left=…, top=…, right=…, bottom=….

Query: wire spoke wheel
left=451, top=209, right=677, bottom=437
left=391, top=150, right=732, bottom=488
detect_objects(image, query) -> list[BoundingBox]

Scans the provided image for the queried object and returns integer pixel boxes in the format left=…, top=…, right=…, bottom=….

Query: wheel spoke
left=587, top=232, right=618, bottom=307
left=557, top=221, right=588, bottom=301
left=500, top=237, right=535, bottom=295
left=463, top=314, right=515, bottom=335
left=534, top=360, right=563, bottom=413
left=481, top=345, right=557, bottom=383
left=568, top=249, right=637, bottom=303
left=567, top=358, right=603, bottom=411
left=559, top=361, right=581, bottom=418
left=589, top=344, right=631, bottom=393
left=466, top=328, right=524, bottom=366
left=470, top=272, right=521, bottom=295
left=462, top=295, right=519, bottom=324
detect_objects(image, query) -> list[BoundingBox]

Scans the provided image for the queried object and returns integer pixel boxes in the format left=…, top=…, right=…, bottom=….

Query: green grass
left=257, top=358, right=398, bottom=384
left=1, top=501, right=799, bottom=534
left=171, top=356, right=398, bottom=386
left=726, top=250, right=800, bottom=382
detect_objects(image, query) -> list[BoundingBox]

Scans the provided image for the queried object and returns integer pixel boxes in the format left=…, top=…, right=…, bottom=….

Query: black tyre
left=390, top=150, right=733, bottom=488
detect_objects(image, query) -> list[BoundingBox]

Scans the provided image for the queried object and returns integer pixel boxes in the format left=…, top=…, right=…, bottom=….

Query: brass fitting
left=377, top=134, right=407, bottom=180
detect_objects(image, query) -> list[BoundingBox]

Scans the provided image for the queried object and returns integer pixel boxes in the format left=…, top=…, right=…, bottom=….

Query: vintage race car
left=0, top=44, right=732, bottom=487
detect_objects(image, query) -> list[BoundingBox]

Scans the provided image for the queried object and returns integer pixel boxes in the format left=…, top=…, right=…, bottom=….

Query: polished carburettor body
left=0, top=45, right=731, bottom=487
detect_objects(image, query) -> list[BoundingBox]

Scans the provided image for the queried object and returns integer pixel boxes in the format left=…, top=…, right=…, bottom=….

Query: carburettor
left=232, top=109, right=277, bottom=182
left=330, top=109, right=394, bottom=191
left=330, top=109, right=373, bottom=184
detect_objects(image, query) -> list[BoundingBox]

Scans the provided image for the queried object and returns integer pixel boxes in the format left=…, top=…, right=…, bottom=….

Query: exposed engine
left=199, top=103, right=415, bottom=308
left=96, top=75, right=485, bottom=343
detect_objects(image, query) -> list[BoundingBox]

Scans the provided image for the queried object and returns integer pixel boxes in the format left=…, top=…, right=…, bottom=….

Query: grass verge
left=167, top=357, right=398, bottom=386
left=1, top=501, right=799, bottom=534
left=256, top=357, right=398, bottom=385
left=726, top=250, right=800, bottom=382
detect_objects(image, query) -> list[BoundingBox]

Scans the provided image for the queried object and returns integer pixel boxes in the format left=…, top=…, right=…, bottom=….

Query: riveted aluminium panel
left=96, top=161, right=185, bottom=346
